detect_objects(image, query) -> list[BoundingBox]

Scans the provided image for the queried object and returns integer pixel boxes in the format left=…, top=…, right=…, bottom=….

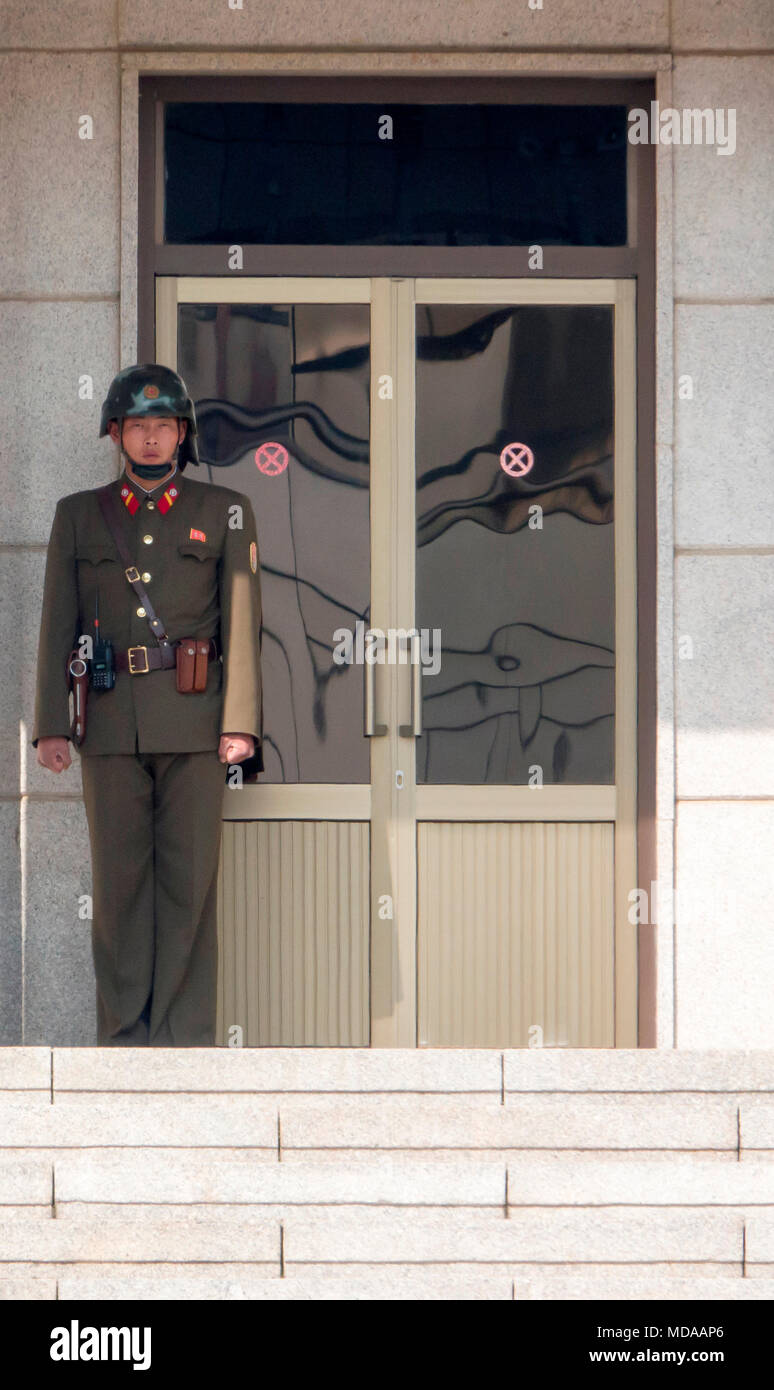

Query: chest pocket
left=76, top=543, right=119, bottom=566
left=178, top=541, right=220, bottom=562
left=177, top=542, right=220, bottom=614
left=75, top=542, right=123, bottom=621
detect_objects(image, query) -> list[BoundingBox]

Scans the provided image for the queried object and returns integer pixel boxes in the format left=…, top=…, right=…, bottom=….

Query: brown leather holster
left=66, top=650, right=89, bottom=746
left=176, top=638, right=212, bottom=693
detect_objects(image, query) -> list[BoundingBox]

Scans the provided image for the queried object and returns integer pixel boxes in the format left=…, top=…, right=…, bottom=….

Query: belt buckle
left=125, top=566, right=140, bottom=583
left=128, top=645, right=149, bottom=674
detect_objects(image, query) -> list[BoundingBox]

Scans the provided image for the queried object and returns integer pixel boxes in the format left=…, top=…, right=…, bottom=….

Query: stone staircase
left=2, top=1048, right=774, bottom=1300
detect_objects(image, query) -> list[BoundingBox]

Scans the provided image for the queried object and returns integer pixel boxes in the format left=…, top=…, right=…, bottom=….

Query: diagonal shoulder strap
left=96, top=485, right=172, bottom=650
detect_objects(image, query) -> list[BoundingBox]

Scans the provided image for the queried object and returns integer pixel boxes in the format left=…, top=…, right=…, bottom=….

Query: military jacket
left=32, top=468, right=264, bottom=768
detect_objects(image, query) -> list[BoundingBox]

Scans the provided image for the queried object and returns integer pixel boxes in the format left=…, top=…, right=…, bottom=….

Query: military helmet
left=99, top=363, right=200, bottom=469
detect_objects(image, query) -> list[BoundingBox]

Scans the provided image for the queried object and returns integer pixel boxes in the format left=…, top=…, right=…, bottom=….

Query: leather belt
left=115, top=637, right=219, bottom=675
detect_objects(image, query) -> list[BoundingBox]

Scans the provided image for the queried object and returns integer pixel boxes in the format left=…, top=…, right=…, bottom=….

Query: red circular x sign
left=255, top=441, right=289, bottom=476
left=500, top=442, right=535, bottom=477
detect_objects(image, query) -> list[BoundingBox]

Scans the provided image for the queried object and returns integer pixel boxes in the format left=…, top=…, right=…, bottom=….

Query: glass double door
left=157, top=276, right=637, bottom=1048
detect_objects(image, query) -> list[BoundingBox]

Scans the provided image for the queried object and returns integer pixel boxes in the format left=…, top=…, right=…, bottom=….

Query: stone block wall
left=1, top=1, right=772, bottom=1045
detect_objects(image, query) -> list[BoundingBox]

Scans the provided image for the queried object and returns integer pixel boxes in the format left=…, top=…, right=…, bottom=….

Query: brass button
left=142, top=534, right=154, bottom=545
left=141, top=572, right=151, bottom=583
left=136, top=606, right=146, bottom=618
left=146, top=500, right=156, bottom=510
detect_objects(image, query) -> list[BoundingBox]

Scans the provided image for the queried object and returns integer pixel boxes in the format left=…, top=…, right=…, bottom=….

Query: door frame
left=139, top=72, right=656, bottom=1046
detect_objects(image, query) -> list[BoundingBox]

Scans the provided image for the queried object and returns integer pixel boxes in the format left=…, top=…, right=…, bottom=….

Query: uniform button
left=136, top=607, right=146, bottom=617
left=146, top=500, right=156, bottom=510
left=141, top=572, right=151, bottom=583
left=142, top=534, right=154, bottom=545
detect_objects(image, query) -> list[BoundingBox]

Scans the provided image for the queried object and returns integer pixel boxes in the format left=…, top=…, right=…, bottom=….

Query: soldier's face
left=108, top=416, right=187, bottom=466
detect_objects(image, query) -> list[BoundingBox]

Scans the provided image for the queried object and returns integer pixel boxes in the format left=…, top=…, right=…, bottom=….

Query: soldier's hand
left=219, top=733, right=255, bottom=764
left=37, top=736, right=72, bottom=773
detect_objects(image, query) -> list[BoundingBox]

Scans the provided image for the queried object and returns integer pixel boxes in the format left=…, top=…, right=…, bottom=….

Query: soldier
left=32, top=364, right=263, bottom=1047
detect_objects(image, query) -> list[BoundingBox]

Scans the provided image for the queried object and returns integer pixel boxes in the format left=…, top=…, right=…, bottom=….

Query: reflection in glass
left=178, top=302, right=371, bottom=783
left=165, top=104, right=628, bottom=247
left=415, top=304, right=615, bottom=785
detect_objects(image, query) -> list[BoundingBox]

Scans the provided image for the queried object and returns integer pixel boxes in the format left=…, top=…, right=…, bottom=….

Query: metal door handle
left=398, top=633, right=422, bottom=737
left=364, top=657, right=387, bottom=737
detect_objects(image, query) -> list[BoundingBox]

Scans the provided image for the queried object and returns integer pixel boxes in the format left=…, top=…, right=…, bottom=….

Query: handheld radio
left=90, top=590, right=116, bottom=690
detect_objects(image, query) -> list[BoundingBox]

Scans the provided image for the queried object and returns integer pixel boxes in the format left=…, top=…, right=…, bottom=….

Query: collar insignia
left=156, top=484, right=179, bottom=515
left=120, top=484, right=140, bottom=516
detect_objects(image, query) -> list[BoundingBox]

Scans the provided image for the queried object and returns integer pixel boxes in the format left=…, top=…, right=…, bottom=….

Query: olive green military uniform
left=31, top=466, right=264, bottom=1046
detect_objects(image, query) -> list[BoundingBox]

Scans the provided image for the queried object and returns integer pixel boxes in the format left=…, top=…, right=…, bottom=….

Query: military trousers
left=80, top=742, right=227, bottom=1046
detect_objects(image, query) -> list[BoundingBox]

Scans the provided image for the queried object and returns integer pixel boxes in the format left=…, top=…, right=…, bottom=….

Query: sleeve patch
left=249, top=540, right=257, bottom=573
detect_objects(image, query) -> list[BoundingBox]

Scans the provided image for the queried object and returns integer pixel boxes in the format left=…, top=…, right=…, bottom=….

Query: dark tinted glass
left=177, top=301, right=371, bottom=784
left=415, top=303, right=615, bottom=785
left=165, top=103, right=628, bottom=246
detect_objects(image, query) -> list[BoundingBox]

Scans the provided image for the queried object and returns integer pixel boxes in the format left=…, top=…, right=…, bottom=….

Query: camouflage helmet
left=99, top=363, right=200, bottom=469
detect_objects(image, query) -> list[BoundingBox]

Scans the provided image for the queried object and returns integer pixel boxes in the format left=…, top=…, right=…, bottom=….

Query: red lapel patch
left=157, top=484, right=179, bottom=515
left=120, top=485, right=140, bottom=516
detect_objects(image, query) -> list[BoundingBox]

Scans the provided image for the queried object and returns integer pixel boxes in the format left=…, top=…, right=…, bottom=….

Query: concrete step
left=60, top=1272, right=774, bottom=1302
left=0, top=1146, right=743, bottom=1167
left=0, top=1049, right=50, bottom=1093
left=5, top=1266, right=774, bottom=1301
left=51, top=1048, right=501, bottom=1094
left=3, top=1050, right=774, bottom=1294
left=0, top=1155, right=51, bottom=1205
left=53, top=1153, right=504, bottom=1207
left=43, top=1047, right=774, bottom=1096
left=279, top=1209, right=754, bottom=1266
left=0, top=1275, right=58, bottom=1300
left=10, top=1153, right=774, bottom=1208
left=516, top=1273, right=774, bottom=1301
left=0, top=1208, right=759, bottom=1265
left=1, top=1091, right=763, bottom=1151
left=0, top=1212, right=279, bottom=1263
left=49, top=1269, right=516, bottom=1300
left=7, top=1263, right=773, bottom=1298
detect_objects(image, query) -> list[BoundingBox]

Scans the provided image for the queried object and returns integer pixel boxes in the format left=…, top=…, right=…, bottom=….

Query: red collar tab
left=119, top=484, right=140, bottom=516
left=156, top=483, right=180, bottom=514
